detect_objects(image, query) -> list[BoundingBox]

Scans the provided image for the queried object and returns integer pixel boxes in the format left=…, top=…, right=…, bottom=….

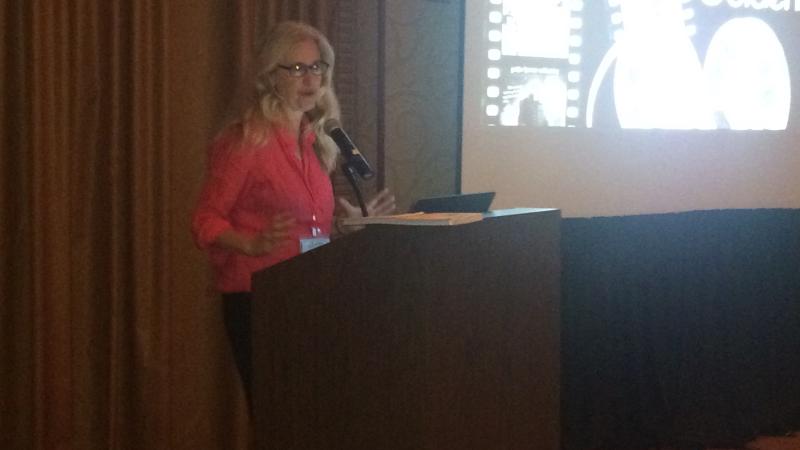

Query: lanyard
left=277, top=126, right=324, bottom=236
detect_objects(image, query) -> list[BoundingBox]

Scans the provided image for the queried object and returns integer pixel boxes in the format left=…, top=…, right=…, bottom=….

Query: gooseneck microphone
left=323, top=119, right=375, bottom=180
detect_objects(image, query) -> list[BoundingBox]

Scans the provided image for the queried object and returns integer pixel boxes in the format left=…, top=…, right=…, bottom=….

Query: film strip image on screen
left=476, top=0, right=796, bottom=130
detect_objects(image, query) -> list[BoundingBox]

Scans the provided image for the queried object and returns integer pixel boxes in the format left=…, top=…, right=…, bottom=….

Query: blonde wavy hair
left=241, top=21, right=341, bottom=173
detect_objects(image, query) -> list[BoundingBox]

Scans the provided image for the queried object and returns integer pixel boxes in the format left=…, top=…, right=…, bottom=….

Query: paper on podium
left=340, top=212, right=483, bottom=227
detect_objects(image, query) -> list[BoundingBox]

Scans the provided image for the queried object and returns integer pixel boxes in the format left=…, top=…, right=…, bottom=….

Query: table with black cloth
left=561, top=209, right=800, bottom=450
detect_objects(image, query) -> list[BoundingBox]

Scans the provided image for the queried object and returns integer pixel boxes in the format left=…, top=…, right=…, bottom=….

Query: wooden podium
left=251, top=208, right=561, bottom=450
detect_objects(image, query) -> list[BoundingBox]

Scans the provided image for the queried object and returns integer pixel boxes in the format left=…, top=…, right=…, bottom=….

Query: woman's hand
left=245, top=213, right=295, bottom=256
left=336, top=188, right=396, bottom=235
left=215, top=212, right=295, bottom=256
left=337, top=188, right=396, bottom=219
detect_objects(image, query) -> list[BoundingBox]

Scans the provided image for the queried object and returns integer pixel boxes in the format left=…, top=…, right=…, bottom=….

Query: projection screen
left=461, top=0, right=800, bottom=217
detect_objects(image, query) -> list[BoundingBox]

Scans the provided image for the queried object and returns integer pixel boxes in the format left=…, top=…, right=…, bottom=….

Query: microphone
left=324, top=119, right=375, bottom=180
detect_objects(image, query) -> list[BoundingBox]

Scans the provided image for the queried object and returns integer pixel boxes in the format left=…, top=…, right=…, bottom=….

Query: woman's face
left=272, top=39, right=325, bottom=115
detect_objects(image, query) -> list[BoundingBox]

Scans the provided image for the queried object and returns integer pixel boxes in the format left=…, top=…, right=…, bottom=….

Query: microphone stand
left=342, top=162, right=369, bottom=217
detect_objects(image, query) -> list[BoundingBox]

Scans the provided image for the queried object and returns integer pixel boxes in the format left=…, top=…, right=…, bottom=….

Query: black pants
left=222, top=292, right=252, bottom=404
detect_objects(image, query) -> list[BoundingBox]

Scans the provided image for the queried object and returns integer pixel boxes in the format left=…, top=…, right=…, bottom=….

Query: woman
left=191, top=21, right=395, bottom=399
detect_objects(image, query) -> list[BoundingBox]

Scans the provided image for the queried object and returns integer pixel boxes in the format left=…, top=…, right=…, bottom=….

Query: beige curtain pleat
left=1, top=2, right=33, bottom=449
left=30, top=1, right=74, bottom=447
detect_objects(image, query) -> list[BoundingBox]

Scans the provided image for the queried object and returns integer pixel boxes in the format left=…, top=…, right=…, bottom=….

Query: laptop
left=411, top=192, right=495, bottom=213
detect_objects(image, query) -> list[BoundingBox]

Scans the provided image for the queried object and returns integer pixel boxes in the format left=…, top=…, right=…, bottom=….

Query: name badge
left=299, top=236, right=330, bottom=253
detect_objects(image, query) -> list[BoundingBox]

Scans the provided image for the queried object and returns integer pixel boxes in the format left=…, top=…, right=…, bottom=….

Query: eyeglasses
left=276, top=61, right=330, bottom=78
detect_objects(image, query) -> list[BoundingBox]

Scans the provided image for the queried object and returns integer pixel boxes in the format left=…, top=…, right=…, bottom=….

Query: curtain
left=561, top=209, right=800, bottom=450
left=1, top=0, right=173, bottom=448
left=0, top=0, right=352, bottom=448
